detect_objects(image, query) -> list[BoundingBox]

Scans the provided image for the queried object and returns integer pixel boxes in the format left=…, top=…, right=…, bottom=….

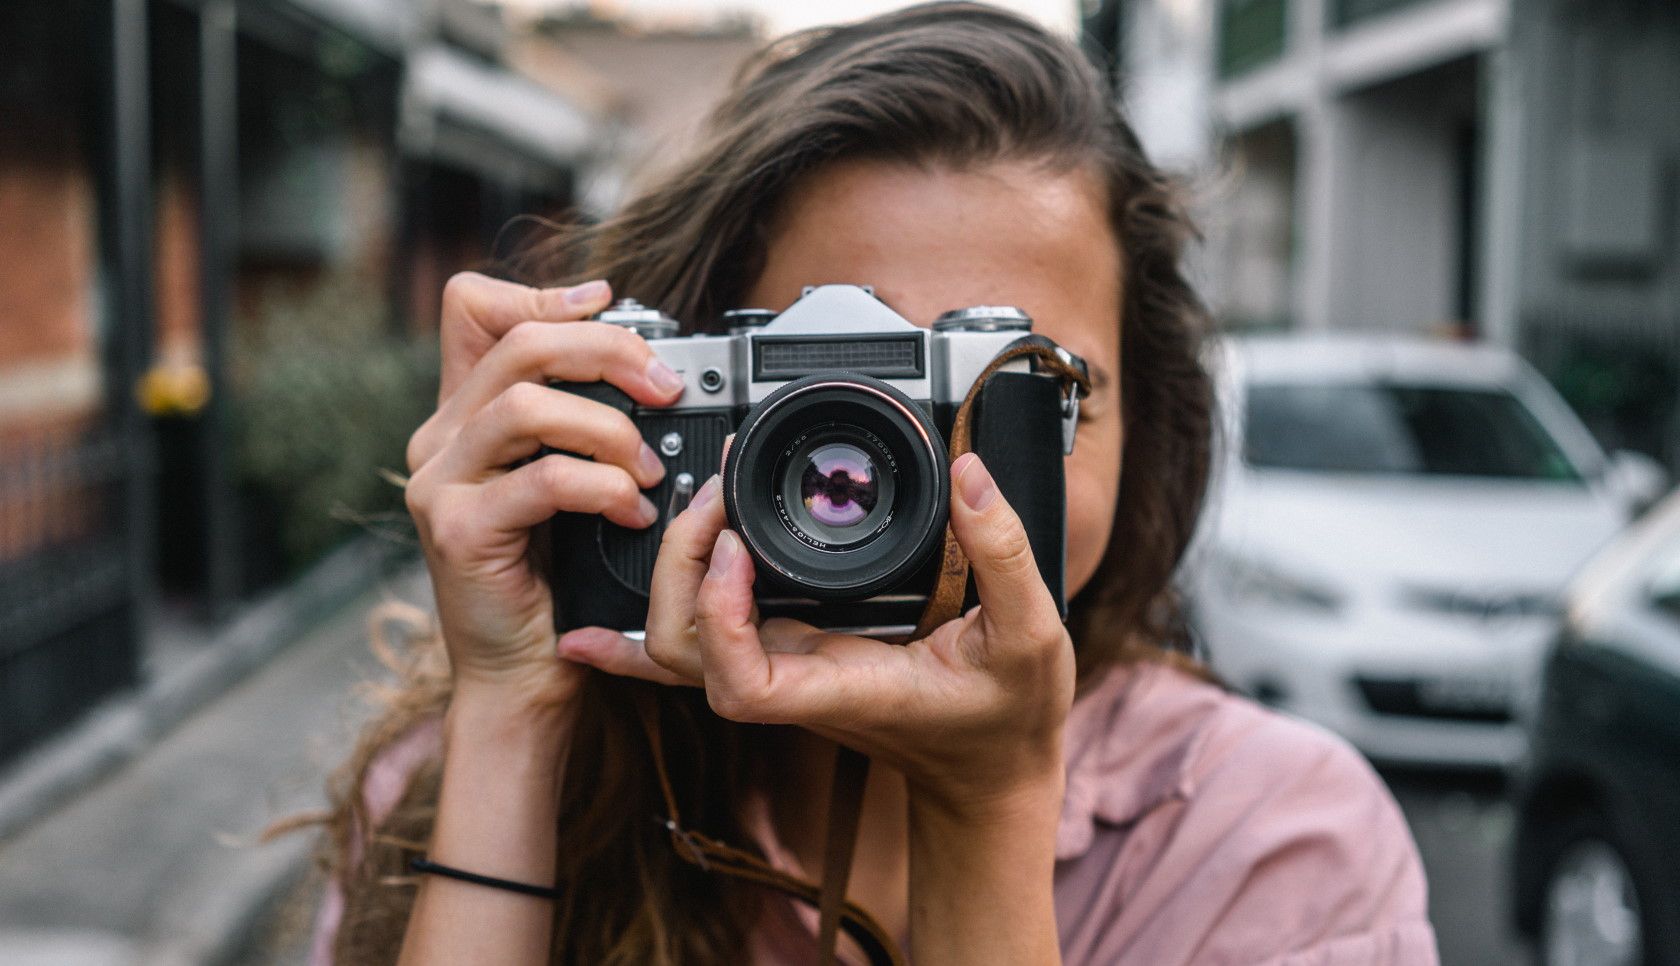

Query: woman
left=318, top=5, right=1437, bottom=964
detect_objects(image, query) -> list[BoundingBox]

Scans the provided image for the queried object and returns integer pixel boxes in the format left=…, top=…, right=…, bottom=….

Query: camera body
left=545, top=284, right=1082, bottom=638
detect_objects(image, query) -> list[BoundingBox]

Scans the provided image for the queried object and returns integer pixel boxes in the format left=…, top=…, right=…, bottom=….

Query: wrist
left=909, top=765, right=1064, bottom=838
left=444, top=680, right=576, bottom=771
left=907, top=727, right=1066, bottom=830
left=449, top=648, right=582, bottom=718
left=906, top=759, right=1063, bottom=966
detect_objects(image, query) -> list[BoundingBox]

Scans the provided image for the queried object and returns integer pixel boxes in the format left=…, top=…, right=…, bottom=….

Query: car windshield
left=1244, top=382, right=1582, bottom=481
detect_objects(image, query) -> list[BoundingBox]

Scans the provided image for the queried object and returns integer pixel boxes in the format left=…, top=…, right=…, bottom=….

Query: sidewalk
left=0, top=563, right=430, bottom=966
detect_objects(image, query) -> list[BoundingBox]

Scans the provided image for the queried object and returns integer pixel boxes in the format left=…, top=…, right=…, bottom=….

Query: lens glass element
left=800, top=443, right=878, bottom=528
left=776, top=426, right=897, bottom=550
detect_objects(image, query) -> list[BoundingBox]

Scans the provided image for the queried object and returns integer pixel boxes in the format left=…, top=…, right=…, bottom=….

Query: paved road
left=1384, top=768, right=1531, bottom=966
left=0, top=570, right=423, bottom=965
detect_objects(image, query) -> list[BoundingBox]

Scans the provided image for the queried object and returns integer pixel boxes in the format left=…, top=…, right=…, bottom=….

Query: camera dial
left=932, top=305, right=1033, bottom=333
left=594, top=298, right=680, bottom=339
left=721, top=308, right=776, bottom=335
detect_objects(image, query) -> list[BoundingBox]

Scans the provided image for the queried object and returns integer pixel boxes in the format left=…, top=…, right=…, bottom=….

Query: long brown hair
left=324, top=5, right=1213, bottom=963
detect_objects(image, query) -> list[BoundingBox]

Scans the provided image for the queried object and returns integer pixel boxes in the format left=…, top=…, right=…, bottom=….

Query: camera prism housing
left=544, top=283, right=1083, bottom=639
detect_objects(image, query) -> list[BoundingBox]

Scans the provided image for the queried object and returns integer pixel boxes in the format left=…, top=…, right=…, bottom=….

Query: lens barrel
left=723, top=374, right=949, bottom=600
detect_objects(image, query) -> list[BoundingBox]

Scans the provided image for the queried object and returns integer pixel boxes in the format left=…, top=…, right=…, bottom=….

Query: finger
left=946, top=453, right=1061, bottom=659
left=753, top=617, right=825, bottom=654
left=557, top=628, right=695, bottom=687
left=693, top=535, right=899, bottom=726
left=413, top=320, right=685, bottom=470
left=439, top=381, right=666, bottom=490
left=473, top=452, right=657, bottom=534
left=691, top=530, right=787, bottom=722
left=642, top=475, right=726, bottom=678
left=438, top=273, right=614, bottom=403
left=462, top=320, right=685, bottom=411
left=560, top=617, right=823, bottom=688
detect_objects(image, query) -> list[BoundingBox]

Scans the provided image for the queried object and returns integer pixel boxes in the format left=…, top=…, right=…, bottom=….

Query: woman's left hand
left=557, top=451, right=1076, bottom=817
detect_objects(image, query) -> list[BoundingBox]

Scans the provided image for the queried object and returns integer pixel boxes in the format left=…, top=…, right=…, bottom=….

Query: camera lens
left=724, top=375, right=948, bottom=601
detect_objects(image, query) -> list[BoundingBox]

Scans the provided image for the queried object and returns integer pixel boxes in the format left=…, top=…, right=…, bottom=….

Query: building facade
left=0, top=0, right=600, bottom=765
left=1095, top=0, right=1680, bottom=461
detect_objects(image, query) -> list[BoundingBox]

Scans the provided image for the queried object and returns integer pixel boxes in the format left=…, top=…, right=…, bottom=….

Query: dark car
left=1512, top=489, right=1680, bottom=966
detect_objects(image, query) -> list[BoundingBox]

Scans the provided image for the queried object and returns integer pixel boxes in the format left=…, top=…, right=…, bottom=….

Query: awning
left=403, top=44, right=598, bottom=181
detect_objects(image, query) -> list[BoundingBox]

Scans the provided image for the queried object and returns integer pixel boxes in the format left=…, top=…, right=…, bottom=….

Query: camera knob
left=722, top=308, right=776, bottom=335
left=594, top=298, right=680, bottom=340
left=932, top=305, right=1032, bottom=332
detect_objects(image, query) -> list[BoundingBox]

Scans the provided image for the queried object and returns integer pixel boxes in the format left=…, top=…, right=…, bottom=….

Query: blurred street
left=1389, top=770, right=1527, bottom=966
left=0, top=566, right=427, bottom=965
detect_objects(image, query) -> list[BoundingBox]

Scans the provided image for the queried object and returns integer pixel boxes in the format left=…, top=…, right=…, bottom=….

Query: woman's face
left=744, top=158, right=1124, bottom=600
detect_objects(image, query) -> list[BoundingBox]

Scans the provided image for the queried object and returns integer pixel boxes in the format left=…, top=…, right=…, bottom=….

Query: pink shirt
left=314, top=662, right=1437, bottom=965
left=749, top=662, right=1437, bottom=965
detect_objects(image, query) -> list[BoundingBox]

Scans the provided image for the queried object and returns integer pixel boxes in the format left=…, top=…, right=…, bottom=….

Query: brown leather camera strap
left=634, top=691, right=902, bottom=965
left=634, top=336, right=1088, bottom=965
left=911, top=335, right=1092, bottom=639
left=815, top=744, right=870, bottom=963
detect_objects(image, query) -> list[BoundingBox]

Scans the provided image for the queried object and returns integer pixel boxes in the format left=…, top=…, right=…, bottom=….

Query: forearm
left=396, top=687, right=573, bottom=966
left=906, top=772, right=1065, bottom=966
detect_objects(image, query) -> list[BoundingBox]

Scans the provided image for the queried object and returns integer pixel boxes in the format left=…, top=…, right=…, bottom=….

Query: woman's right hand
left=401, top=272, right=688, bottom=713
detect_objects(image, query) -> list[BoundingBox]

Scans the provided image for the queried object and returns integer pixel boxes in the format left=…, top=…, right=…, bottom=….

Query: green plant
left=232, top=276, right=436, bottom=571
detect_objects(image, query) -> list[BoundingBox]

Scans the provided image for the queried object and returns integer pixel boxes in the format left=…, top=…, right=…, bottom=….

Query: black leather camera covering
left=963, top=370, right=1068, bottom=619
left=541, top=382, right=734, bottom=632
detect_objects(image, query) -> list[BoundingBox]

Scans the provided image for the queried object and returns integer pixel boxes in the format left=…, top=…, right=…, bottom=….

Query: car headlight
left=1216, top=554, right=1346, bottom=614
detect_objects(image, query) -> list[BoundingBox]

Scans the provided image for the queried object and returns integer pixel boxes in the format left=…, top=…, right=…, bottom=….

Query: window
left=1218, top=0, right=1288, bottom=78
left=1244, top=383, right=1583, bottom=481
left=1330, top=0, right=1432, bottom=30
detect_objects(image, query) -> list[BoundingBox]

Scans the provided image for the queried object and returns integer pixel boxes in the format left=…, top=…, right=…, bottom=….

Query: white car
left=1185, top=335, right=1663, bottom=768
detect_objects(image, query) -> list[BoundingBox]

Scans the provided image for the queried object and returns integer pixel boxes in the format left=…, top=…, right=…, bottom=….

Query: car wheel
left=1539, top=824, right=1645, bottom=966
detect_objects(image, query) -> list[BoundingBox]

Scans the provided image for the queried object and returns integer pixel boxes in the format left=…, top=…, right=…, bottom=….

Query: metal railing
left=0, top=428, right=138, bottom=765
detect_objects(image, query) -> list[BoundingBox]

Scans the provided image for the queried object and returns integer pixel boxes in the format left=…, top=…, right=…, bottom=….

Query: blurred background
left=0, top=0, right=1675, bottom=963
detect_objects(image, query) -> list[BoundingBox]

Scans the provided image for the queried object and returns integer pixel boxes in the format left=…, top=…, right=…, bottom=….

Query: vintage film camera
left=545, top=284, right=1087, bottom=638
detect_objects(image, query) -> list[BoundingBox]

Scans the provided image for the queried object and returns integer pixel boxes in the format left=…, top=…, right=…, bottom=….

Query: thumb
left=947, top=453, right=1060, bottom=654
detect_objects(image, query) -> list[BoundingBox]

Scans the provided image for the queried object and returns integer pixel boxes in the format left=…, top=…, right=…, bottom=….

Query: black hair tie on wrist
left=409, top=856, right=560, bottom=900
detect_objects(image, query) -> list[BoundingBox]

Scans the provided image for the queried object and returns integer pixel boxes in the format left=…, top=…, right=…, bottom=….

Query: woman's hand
left=558, top=451, right=1076, bottom=817
left=562, top=453, right=1071, bottom=962
left=401, top=272, right=687, bottom=712
left=397, top=273, right=690, bottom=966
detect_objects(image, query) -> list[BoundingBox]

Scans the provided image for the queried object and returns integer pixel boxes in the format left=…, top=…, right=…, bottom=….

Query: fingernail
left=954, top=453, right=996, bottom=511
left=689, top=474, right=720, bottom=511
left=708, top=530, right=738, bottom=579
left=638, top=442, right=666, bottom=482
left=636, top=495, right=658, bottom=526
left=565, top=279, right=609, bottom=306
left=646, top=357, right=685, bottom=395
